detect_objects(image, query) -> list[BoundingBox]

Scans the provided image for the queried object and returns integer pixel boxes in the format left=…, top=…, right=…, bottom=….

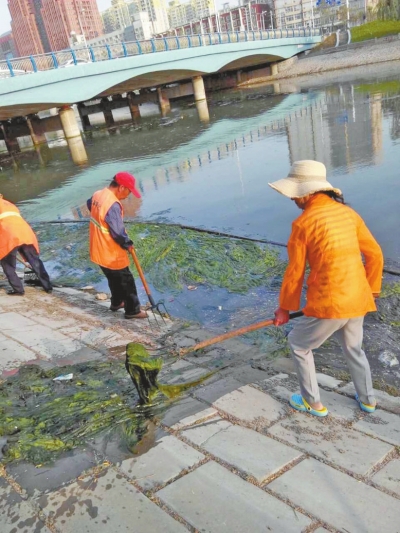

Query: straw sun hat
left=268, top=160, right=342, bottom=199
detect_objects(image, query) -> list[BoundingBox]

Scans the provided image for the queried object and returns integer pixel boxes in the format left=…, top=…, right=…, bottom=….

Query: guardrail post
left=163, top=37, right=169, bottom=50
left=227, top=32, right=231, bottom=43
left=136, top=41, right=142, bottom=54
left=218, top=32, right=222, bottom=44
left=199, top=34, right=203, bottom=46
left=252, top=31, right=255, bottom=40
left=6, top=58, right=14, bottom=77
left=29, top=56, right=38, bottom=72
left=105, top=44, right=112, bottom=59
left=151, top=39, right=156, bottom=52
left=122, top=42, right=128, bottom=57
left=70, top=49, right=77, bottom=64
left=51, top=52, right=58, bottom=68
left=188, top=35, right=192, bottom=47
left=89, top=47, right=95, bottom=62
left=176, top=36, right=180, bottom=49
left=244, top=31, right=248, bottom=41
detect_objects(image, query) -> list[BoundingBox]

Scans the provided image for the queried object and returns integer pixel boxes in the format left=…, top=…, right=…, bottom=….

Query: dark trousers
left=1, top=245, right=52, bottom=293
left=100, top=266, right=141, bottom=315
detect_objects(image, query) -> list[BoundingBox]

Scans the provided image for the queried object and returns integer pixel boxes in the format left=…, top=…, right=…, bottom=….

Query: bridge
left=0, top=30, right=320, bottom=157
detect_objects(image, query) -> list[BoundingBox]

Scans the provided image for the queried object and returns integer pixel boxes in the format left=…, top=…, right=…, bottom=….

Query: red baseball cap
left=114, top=172, right=141, bottom=198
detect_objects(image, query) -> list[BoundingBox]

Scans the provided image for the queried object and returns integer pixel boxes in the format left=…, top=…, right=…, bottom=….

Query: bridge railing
left=0, top=29, right=320, bottom=78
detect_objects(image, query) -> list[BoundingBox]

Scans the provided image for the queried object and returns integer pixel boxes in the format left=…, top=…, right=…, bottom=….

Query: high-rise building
left=7, top=0, right=104, bottom=56
left=41, top=0, right=104, bottom=51
left=0, top=31, right=17, bottom=60
left=129, top=0, right=169, bottom=34
left=168, top=0, right=195, bottom=27
left=102, top=0, right=132, bottom=33
left=8, top=0, right=47, bottom=56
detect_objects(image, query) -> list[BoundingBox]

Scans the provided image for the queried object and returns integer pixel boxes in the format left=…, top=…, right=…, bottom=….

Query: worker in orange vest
left=88, top=172, right=147, bottom=319
left=0, top=195, right=52, bottom=295
left=269, top=160, right=383, bottom=417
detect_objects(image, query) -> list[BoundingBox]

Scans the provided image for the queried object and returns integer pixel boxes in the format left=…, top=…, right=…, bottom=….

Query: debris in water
left=378, top=350, right=399, bottom=368
left=125, top=342, right=213, bottom=405
left=53, top=373, right=74, bottom=381
left=96, top=293, right=108, bottom=300
left=82, top=285, right=94, bottom=291
left=187, top=285, right=197, bottom=291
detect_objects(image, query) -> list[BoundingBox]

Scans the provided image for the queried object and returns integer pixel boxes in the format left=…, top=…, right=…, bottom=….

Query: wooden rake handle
left=180, top=311, right=304, bottom=357
left=129, top=247, right=156, bottom=307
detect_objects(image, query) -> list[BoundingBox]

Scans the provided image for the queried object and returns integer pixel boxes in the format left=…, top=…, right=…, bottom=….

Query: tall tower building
left=41, top=0, right=104, bottom=51
left=102, top=0, right=132, bottom=34
left=8, top=0, right=49, bottom=56
left=129, top=0, right=169, bottom=34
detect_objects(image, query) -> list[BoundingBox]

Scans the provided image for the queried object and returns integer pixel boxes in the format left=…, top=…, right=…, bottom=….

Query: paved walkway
left=1, top=285, right=400, bottom=533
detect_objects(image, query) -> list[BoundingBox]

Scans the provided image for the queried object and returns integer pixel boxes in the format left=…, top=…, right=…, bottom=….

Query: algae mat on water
left=35, top=222, right=285, bottom=293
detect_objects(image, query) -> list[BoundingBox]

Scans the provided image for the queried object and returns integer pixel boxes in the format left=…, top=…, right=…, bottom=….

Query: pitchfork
left=130, top=247, right=170, bottom=326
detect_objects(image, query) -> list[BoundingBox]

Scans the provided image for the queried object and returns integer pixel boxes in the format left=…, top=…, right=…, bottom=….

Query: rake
left=178, top=311, right=304, bottom=358
left=130, top=247, right=170, bottom=325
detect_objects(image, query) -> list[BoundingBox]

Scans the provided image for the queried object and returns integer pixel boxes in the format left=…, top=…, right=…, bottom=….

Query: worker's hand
left=373, top=293, right=380, bottom=299
left=274, top=307, right=290, bottom=326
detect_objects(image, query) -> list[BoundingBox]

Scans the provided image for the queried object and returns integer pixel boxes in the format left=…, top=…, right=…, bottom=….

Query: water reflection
left=1, top=64, right=400, bottom=260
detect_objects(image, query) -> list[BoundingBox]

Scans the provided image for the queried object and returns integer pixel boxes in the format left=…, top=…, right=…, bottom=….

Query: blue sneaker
left=355, top=394, right=376, bottom=413
left=289, top=394, right=328, bottom=417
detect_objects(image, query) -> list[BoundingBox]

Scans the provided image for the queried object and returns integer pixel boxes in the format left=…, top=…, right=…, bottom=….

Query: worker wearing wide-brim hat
left=269, top=160, right=383, bottom=417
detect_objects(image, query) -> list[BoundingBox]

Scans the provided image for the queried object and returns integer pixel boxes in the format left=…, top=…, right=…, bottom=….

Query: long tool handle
left=130, top=248, right=156, bottom=307
left=180, top=311, right=304, bottom=356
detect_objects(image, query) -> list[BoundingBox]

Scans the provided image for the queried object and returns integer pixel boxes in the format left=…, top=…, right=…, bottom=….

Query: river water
left=1, top=63, right=400, bottom=262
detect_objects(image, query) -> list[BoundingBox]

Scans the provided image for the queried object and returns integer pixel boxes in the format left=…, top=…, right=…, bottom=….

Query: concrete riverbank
left=1, top=282, right=400, bottom=532
left=241, top=37, right=400, bottom=87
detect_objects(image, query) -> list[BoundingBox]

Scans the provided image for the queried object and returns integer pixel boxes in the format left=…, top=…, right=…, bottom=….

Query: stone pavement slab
left=162, top=396, right=215, bottom=429
left=119, top=435, right=205, bottom=491
left=354, top=409, right=400, bottom=445
left=269, top=458, right=400, bottom=533
left=340, top=382, right=400, bottom=415
left=6, top=449, right=99, bottom=497
left=268, top=413, right=393, bottom=475
left=180, top=418, right=232, bottom=446
left=211, top=385, right=286, bottom=425
left=372, top=459, right=400, bottom=496
left=314, top=528, right=330, bottom=533
left=316, top=373, right=342, bottom=389
left=170, top=407, right=218, bottom=430
left=194, top=376, right=243, bottom=403
left=0, top=477, right=51, bottom=533
left=0, top=312, right=38, bottom=330
left=37, top=468, right=188, bottom=533
left=0, top=334, right=37, bottom=373
left=183, top=423, right=302, bottom=483
left=157, top=461, right=311, bottom=533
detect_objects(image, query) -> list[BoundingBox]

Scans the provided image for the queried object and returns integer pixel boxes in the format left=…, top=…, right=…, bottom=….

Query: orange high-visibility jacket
left=0, top=199, right=39, bottom=260
left=89, top=188, right=130, bottom=270
left=280, top=194, right=384, bottom=319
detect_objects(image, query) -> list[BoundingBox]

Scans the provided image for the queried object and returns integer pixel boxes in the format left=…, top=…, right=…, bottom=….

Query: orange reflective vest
left=0, top=199, right=39, bottom=260
left=89, top=188, right=130, bottom=270
left=280, top=194, right=384, bottom=319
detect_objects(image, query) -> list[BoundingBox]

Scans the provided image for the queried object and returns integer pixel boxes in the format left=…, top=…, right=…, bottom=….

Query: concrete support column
left=0, top=122, right=20, bottom=154
left=27, top=115, right=47, bottom=146
left=127, top=92, right=141, bottom=120
left=237, top=70, right=242, bottom=85
left=157, top=87, right=170, bottom=117
left=270, top=62, right=279, bottom=76
left=77, top=103, right=91, bottom=131
left=101, top=98, right=115, bottom=127
left=59, top=106, right=88, bottom=165
left=192, top=75, right=206, bottom=102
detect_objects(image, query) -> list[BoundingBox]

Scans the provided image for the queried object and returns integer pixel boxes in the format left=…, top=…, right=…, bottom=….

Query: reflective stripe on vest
left=90, top=216, right=110, bottom=234
left=0, top=211, right=22, bottom=221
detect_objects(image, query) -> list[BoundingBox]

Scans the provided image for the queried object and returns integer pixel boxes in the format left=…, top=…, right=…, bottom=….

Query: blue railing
left=0, top=29, right=320, bottom=78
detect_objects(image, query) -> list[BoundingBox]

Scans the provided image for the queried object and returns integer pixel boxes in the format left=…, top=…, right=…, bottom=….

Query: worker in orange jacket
left=269, top=160, right=383, bottom=417
left=88, top=172, right=147, bottom=319
left=0, top=195, right=52, bottom=295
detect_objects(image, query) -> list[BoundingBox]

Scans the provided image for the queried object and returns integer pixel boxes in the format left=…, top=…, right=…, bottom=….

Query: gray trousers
left=288, top=316, right=375, bottom=406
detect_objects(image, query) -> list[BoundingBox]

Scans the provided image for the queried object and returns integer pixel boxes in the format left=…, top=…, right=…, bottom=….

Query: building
left=7, top=0, right=104, bottom=56
left=168, top=0, right=195, bottom=28
left=0, top=31, right=17, bottom=60
left=132, top=11, right=152, bottom=40
left=8, top=0, right=48, bottom=56
left=102, top=0, right=132, bottom=33
left=129, top=0, right=169, bottom=35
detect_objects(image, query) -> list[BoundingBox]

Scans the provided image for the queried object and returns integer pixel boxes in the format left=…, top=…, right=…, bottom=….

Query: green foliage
left=381, top=282, right=400, bottom=298
left=351, top=20, right=400, bottom=42
left=355, top=80, right=400, bottom=95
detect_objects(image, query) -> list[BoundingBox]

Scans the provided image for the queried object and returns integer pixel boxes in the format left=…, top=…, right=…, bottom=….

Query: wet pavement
left=1, top=283, right=400, bottom=532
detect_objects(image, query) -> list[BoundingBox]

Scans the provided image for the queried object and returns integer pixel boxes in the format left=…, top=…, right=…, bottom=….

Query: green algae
left=125, top=342, right=212, bottom=405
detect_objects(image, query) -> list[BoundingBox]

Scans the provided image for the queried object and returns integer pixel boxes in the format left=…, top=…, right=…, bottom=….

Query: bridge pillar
left=157, top=88, right=170, bottom=117
left=127, top=92, right=141, bottom=120
left=270, top=63, right=279, bottom=76
left=59, top=106, right=88, bottom=165
left=101, top=98, right=115, bottom=127
left=27, top=115, right=47, bottom=146
left=77, top=103, right=91, bottom=131
left=0, top=122, right=20, bottom=154
left=192, top=75, right=206, bottom=102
